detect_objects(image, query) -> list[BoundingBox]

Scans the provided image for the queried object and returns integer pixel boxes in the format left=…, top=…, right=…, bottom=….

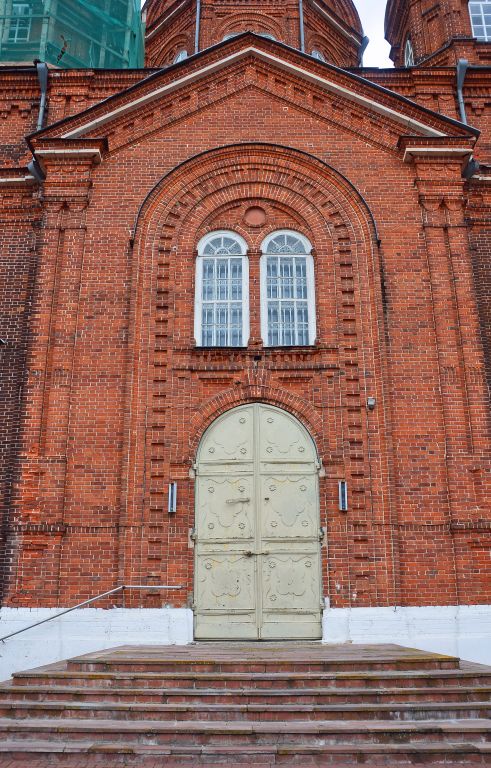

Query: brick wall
left=0, top=10, right=490, bottom=613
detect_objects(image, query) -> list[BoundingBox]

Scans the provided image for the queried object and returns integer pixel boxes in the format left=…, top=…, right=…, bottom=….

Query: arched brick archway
left=189, top=384, right=326, bottom=459
left=122, top=143, right=395, bottom=610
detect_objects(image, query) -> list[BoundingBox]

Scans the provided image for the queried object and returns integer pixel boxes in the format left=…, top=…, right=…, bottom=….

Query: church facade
left=0, top=0, right=490, bottom=676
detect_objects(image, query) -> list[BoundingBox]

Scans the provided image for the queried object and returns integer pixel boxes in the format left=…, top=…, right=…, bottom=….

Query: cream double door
left=194, top=404, right=322, bottom=640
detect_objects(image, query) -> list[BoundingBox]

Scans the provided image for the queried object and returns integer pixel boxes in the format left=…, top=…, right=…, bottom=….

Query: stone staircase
left=0, top=642, right=489, bottom=766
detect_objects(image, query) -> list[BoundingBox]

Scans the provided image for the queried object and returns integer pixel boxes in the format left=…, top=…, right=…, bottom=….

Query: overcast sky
left=141, top=1, right=393, bottom=68
left=356, top=0, right=392, bottom=67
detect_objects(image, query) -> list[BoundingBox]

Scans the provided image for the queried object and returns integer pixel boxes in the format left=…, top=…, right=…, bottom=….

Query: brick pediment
left=29, top=34, right=477, bottom=161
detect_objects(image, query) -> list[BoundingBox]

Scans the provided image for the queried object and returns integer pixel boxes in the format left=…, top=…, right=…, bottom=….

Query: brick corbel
left=399, top=135, right=476, bottom=173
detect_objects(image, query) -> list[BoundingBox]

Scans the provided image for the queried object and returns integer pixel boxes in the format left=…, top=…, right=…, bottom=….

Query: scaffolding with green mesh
left=0, top=0, right=144, bottom=68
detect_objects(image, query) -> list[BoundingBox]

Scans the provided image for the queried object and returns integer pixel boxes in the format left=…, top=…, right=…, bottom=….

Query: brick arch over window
left=150, top=31, right=193, bottom=68
left=322, top=0, right=363, bottom=35
left=213, top=13, right=283, bottom=44
left=132, top=144, right=379, bottom=243
left=122, top=144, right=393, bottom=594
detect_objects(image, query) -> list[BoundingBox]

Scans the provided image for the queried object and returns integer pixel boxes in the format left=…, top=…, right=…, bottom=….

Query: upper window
left=404, top=37, right=415, bottom=66
left=8, top=3, right=31, bottom=43
left=311, top=49, right=326, bottom=62
left=470, top=1, right=491, bottom=40
left=173, top=49, right=188, bottom=63
left=194, top=232, right=249, bottom=348
left=260, top=231, right=316, bottom=347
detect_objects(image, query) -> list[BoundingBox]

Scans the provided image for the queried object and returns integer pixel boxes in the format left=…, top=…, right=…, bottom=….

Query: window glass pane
left=280, top=258, right=294, bottom=299
left=264, top=251, right=311, bottom=347
left=268, top=304, right=280, bottom=346
left=295, top=258, right=307, bottom=298
left=265, top=232, right=309, bottom=254
left=470, top=1, right=491, bottom=38
left=198, top=250, right=246, bottom=347
left=9, top=2, right=31, bottom=42
left=174, top=49, right=188, bottom=63
left=202, top=234, right=244, bottom=256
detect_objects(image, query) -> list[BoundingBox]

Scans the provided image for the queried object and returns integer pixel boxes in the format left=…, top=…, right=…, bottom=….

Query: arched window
left=404, top=37, right=415, bottom=67
left=173, top=49, right=188, bottom=63
left=195, top=232, right=249, bottom=347
left=469, top=1, right=491, bottom=40
left=260, top=231, right=316, bottom=347
left=311, top=49, right=326, bottom=62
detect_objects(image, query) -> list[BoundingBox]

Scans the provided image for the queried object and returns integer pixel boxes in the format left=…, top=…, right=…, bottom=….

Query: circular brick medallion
left=244, top=206, right=267, bottom=227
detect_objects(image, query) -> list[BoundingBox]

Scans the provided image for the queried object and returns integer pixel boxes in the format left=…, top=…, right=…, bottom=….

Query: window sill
left=192, top=344, right=317, bottom=352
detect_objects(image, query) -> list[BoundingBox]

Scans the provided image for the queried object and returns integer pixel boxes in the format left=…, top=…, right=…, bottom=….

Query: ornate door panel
left=195, top=404, right=321, bottom=640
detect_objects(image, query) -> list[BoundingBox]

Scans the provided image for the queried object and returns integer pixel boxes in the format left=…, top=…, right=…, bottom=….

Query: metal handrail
left=0, top=584, right=183, bottom=644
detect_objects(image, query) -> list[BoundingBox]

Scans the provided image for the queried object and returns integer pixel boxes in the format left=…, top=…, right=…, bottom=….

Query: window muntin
left=260, top=231, right=316, bottom=347
left=8, top=3, right=31, bottom=43
left=470, top=1, right=491, bottom=40
left=173, top=49, right=188, bottom=63
left=195, top=232, right=249, bottom=348
left=404, top=37, right=415, bottom=66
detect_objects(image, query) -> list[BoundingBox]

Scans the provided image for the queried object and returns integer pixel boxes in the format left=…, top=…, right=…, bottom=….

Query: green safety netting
left=0, top=0, right=144, bottom=68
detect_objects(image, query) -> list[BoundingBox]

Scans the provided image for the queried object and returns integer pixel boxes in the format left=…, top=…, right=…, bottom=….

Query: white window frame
left=194, top=231, right=249, bottom=348
left=404, top=37, right=415, bottom=66
left=260, top=230, right=316, bottom=348
left=469, top=1, right=491, bottom=41
left=8, top=2, right=31, bottom=43
left=173, top=49, right=188, bottom=63
left=311, top=49, right=326, bottom=62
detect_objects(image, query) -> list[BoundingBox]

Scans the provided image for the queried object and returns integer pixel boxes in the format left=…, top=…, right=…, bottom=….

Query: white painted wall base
left=0, top=607, right=193, bottom=681
left=322, top=605, right=491, bottom=666
left=1, top=604, right=490, bottom=682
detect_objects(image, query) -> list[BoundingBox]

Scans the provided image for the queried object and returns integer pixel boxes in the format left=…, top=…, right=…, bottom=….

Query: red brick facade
left=0, top=0, right=490, bottom=616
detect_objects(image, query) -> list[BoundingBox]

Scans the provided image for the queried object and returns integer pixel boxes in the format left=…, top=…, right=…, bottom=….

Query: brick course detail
left=0, top=0, right=490, bottom=614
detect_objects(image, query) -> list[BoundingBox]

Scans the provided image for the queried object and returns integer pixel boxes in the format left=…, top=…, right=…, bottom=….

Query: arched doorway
left=194, top=403, right=322, bottom=640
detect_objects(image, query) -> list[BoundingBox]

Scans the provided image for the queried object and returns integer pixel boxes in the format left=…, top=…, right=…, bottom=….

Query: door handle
left=243, top=550, right=269, bottom=557
left=226, top=498, right=251, bottom=504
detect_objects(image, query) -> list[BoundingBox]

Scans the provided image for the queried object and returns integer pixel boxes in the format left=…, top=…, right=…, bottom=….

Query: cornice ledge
left=30, top=138, right=108, bottom=173
left=399, top=135, right=476, bottom=165
left=0, top=167, right=36, bottom=186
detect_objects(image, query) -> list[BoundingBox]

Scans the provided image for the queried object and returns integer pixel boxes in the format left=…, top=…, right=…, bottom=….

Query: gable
left=29, top=35, right=477, bottom=155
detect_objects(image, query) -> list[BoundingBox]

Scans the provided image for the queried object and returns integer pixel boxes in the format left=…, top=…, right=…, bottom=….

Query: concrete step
left=0, top=717, right=489, bottom=746
left=0, top=698, right=490, bottom=722
left=66, top=645, right=459, bottom=675
left=0, top=739, right=489, bottom=765
left=2, top=645, right=491, bottom=764
left=12, top=667, right=491, bottom=690
left=2, top=683, right=491, bottom=705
